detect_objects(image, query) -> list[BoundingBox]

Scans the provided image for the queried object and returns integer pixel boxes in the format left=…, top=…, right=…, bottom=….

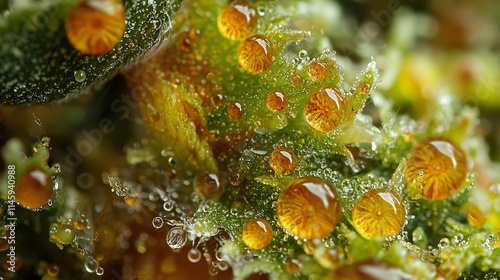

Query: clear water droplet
left=84, top=256, right=99, bottom=273
left=187, top=248, right=202, bottom=263
left=152, top=217, right=164, bottom=229
left=163, top=201, right=174, bottom=211
left=166, top=226, right=187, bottom=250
left=96, top=267, right=104, bottom=276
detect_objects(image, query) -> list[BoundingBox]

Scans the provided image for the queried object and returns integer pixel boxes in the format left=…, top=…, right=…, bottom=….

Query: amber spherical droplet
left=65, top=0, right=126, bottom=55
left=266, top=90, right=288, bottom=111
left=286, top=259, right=302, bottom=274
left=73, top=215, right=88, bottom=231
left=217, top=2, right=257, bottom=40
left=304, top=86, right=347, bottom=132
left=269, top=147, right=298, bottom=175
left=291, top=74, right=303, bottom=86
left=351, top=189, right=406, bottom=240
left=276, top=177, right=341, bottom=239
left=194, top=172, right=226, bottom=200
left=242, top=218, right=273, bottom=250
left=405, top=139, right=467, bottom=200
left=124, top=193, right=139, bottom=206
left=228, top=102, right=244, bottom=121
left=51, top=224, right=76, bottom=245
left=308, top=61, right=327, bottom=81
left=467, top=204, right=488, bottom=227
left=16, top=167, right=53, bottom=209
left=238, top=35, right=274, bottom=73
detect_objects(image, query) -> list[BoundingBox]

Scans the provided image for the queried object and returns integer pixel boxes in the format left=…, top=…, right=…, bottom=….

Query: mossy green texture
left=0, top=0, right=182, bottom=104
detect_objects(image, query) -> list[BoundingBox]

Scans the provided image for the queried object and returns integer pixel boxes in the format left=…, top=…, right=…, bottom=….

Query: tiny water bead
left=194, top=172, right=226, bottom=200
left=73, top=215, right=88, bottom=230
left=64, top=0, right=126, bottom=55
left=96, top=267, right=104, bottom=276
left=269, top=147, right=298, bottom=175
left=16, top=167, right=53, bottom=209
left=238, top=35, right=274, bottom=73
left=405, top=139, right=467, bottom=200
left=351, top=189, right=406, bottom=240
left=152, top=216, right=164, bottom=229
left=242, top=218, right=273, bottom=250
left=266, top=90, right=288, bottom=111
left=227, top=102, right=244, bottom=121
left=74, top=70, right=86, bottom=82
left=187, top=248, right=202, bottom=263
left=276, top=177, right=341, bottom=239
left=304, top=86, right=347, bottom=133
left=217, top=2, right=257, bottom=40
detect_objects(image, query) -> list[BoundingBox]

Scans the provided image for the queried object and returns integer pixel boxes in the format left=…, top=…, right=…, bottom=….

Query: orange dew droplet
left=291, top=74, right=303, bottom=86
left=217, top=2, right=257, bottom=40
left=286, top=259, right=302, bottom=274
left=467, top=204, right=488, bottom=227
left=73, top=215, right=88, bottom=231
left=276, top=177, right=341, bottom=239
left=194, top=172, right=226, bottom=200
left=405, top=139, right=467, bottom=200
left=304, top=86, right=347, bottom=132
left=269, top=147, right=298, bottom=175
left=351, top=189, right=406, bottom=240
left=242, top=218, right=273, bottom=250
left=227, top=102, right=244, bottom=120
left=238, top=35, right=274, bottom=73
left=64, top=0, right=126, bottom=55
left=16, top=167, right=53, bottom=209
left=266, top=90, right=288, bottom=111
left=124, top=193, right=139, bottom=206
left=308, top=61, right=327, bottom=80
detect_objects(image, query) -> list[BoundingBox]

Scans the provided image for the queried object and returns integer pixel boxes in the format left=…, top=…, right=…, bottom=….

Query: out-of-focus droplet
left=16, top=167, right=53, bottom=210
left=152, top=216, right=164, bottom=229
left=194, top=172, right=226, bottom=200
left=187, top=248, right=202, bottom=263
left=228, top=102, right=244, bottom=121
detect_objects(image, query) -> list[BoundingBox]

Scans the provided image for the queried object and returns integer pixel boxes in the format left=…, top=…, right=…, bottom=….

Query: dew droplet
left=238, top=35, right=274, bottom=73
left=266, top=90, right=288, bottom=111
left=194, top=172, right=226, bottom=200
left=405, top=139, right=467, bottom=199
left=227, top=102, right=244, bottom=121
left=298, top=50, right=308, bottom=59
left=269, top=147, right=298, bottom=175
left=163, top=200, right=174, bottom=211
left=64, top=0, right=126, bottom=55
left=217, top=2, right=257, bottom=40
left=304, top=86, right=347, bottom=133
left=152, top=216, right=164, bottom=229
left=276, top=176, right=341, bottom=239
left=124, top=193, right=139, bottom=206
left=351, top=189, right=406, bottom=240
left=73, top=214, right=88, bottom=230
left=74, top=70, right=87, bottom=82
left=50, top=223, right=76, bottom=247
left=16, top=167, right=53, bottom=209
left=187, top=248, right=202, bottom=263
left=166, top=227, right=187, bottom=250
left=84, top=256, right=99, bottom=273
left=47, top=264, right=60, bottom=276
left=96, top=267, right=104, bottom=276
left=218, top=260, right=230, bottom=271
left=242, top=218, right=273, bottom=250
